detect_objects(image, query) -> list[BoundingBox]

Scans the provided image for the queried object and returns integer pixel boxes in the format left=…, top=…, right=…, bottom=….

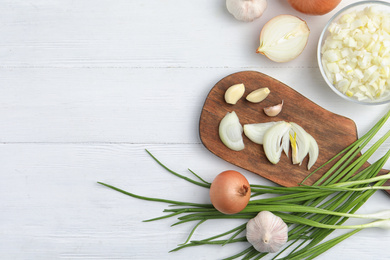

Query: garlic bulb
left=256, top=15, right=310, bottom=62
left=246, top=211, right=288, bottom=253
left=226, top=0, right=267, bottom=22
left=219, top=111, right=245, bottom=151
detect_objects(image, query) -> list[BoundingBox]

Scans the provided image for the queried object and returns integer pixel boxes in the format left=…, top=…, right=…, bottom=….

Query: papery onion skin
left=209, top=170, right=251, bottom=215
left=287, top=0, right=341, bottom=15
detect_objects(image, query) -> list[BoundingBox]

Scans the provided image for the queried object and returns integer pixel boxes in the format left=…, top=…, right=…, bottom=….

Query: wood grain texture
left=0, top=0, right=320, bottom=68
left=1, top=143, right=390, bottom=260
left=1, top=0, right=390, bottom=259
left=200, top=71, right=390, bottom=191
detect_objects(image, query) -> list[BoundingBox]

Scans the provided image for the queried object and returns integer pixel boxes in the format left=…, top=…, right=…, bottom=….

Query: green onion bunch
left=99, top=109, right=390, bottom=259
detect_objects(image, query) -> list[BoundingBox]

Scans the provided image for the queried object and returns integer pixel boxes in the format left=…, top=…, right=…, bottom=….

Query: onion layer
left=219, top=111, right=245, bottom=151
left=209, top=170, right=251, bottom=214
left=243, top=121, right=279, bottom=145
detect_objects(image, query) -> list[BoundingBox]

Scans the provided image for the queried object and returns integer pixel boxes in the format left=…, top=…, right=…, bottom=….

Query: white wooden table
left=1, top=0, right=390, bottom=259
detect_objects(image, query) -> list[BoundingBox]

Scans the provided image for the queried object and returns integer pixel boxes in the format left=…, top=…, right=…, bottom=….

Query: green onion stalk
left=98, top=109, right=390, bottom=259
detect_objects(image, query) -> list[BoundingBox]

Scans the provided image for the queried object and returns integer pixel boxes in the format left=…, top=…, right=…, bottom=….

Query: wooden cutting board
left=199, top=71, right=390, bottom=195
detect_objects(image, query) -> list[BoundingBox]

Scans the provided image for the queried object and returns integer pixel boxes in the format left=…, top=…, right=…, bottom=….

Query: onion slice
left=281, top=130, right=290, bottom=157
left=243, top=121, right=279, bottom=145
left=263, top=121, right=291, bottom=164
left=290, top=122, right=310, bottom=165
left=219, top=111, right=245, bottom=151
left=307, top=133, right=319, bottom=170
left=241, top=119, right=319, bottom=168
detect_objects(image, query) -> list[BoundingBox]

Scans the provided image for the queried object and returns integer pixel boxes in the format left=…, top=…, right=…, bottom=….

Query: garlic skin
left=246, top=211, right=288, bottom=253
left=264, top=100, right=283, bottom=117
left=257, top=15, right=310, bottom=62
left=226, top=0, right=267, bottom=22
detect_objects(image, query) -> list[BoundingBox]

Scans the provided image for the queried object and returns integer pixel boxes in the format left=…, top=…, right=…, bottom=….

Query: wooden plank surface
left=1, top=0, right=390, bottom=259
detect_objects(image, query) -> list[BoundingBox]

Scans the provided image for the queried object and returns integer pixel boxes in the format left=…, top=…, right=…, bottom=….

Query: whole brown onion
left=287, top=0, right=341, bottom=15
left=209, top=170, right=251, bottom=214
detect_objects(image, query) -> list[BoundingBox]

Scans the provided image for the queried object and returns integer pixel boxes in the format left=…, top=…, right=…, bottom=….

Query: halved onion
left=219, top=111, right=245, bottom=151
left=256, top=15, right=310, bottom=62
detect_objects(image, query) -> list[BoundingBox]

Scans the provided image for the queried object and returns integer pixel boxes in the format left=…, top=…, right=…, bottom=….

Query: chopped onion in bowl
left=320, top=5, right=390, bottom=102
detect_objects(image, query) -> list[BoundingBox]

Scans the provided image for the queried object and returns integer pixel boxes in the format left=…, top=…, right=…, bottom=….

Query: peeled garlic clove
left=307, top=133, right=319, bottom=170
left=246, top=87, right=270, bottom=103
left=243, top=121, right=279, bottom=145
left=256, top=15, right=310, bottom=62
left=290, top=122, right=310, bottom=165
left=246, top=211, right=288, bottom=253
left=225, top=83, right=245, bottom=105
left=219, top=111, right=245, bottom=151
left=226, top=0, right=268, bottom=22
left=263, top=121, right=291, bottom=164
left=264, top=100, right=283, bottom=117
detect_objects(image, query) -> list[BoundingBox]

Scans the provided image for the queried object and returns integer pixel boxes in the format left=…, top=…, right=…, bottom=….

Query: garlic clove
left=246, top=211, right=288, bottom=253
left=246, top=87, right=270, bottom=103
left=219, top=111, right=245, bottom=151
left=243, top=121, right=279, bottom=145
left=226, top=0, right=268, bottom=22
left=264, top=100, right=283, bottom=117
left=263, top=121, right=291, bottom=164
left=307, top=133, right=319, bottom=170
left=224, top=83, right=245, bottom=105
left=256, top=15, right=310, bottom=62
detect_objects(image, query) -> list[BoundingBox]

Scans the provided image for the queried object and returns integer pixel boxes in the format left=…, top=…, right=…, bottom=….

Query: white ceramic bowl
left=318, top=1, right=390, bottom=105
